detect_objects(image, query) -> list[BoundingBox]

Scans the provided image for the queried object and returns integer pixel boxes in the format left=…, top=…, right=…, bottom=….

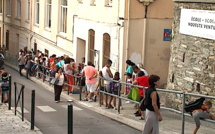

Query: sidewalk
left=4, top=63, right=215, bottom=134
left=0, top=103, right=42, bottom=134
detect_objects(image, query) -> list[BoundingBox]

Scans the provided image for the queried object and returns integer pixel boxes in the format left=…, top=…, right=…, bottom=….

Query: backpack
left=1, top=81, right=9, bottom=91
left=184, top=97, right=205, bottom=113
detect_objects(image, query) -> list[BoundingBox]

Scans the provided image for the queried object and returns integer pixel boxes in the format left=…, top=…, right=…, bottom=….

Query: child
left=132, top=71, right=149, bottom=120
left=192, top=100, right=215, bottom=134
left=125, top=73, right=132, bottom=95
left=110, top=72, right=122, bottom=110
left=0, top=72, right=9, bottom=103
left=95, top=71, right=104, bottom=104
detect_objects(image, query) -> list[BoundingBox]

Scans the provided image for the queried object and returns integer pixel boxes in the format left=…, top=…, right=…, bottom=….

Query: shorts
left=104, top=84, right=111, bottom=93
left=86, top=83, right=96, bottom=93
left=99, top=86, right=104, bottom=91
left=193, top=111, right=210, bottom=126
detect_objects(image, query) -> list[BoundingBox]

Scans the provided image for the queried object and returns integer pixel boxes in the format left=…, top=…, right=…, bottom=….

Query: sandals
left=139, top=117, right=145, bottom=120
left=83, top=98, right=88, bottom=101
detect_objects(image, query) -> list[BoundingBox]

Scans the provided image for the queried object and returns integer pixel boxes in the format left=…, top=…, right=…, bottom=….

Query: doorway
left=76, top=38, right=86, bottom=63
left=6, top=30, right=9, bottom=50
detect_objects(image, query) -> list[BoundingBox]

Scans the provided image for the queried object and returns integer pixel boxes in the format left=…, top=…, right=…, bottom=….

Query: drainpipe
left=2, top=0, right=4, bottom=48
left=29, top=0, right=33, bottom=49
left=125, top=0, right=130, bottom=62
left=142, top=4, right=148, bottom=66
left=142, top=1, right=153, bottom=67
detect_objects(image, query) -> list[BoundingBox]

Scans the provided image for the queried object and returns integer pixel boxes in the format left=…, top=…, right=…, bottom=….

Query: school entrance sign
left=180, top=9, right=215, bottom=40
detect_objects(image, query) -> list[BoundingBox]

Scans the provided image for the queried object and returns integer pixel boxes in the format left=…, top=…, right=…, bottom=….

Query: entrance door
left=6, top=30, right=9, bottom=50
left=102, top=33, right=110, bottom=66
left=76, top=38, right=86, bottom=63
left=34, top=43, right=37, bottom=54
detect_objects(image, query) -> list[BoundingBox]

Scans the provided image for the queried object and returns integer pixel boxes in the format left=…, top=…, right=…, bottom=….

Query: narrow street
left=6, top=66, right=141, bottom=134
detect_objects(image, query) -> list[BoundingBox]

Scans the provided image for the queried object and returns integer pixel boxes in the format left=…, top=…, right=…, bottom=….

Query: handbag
left=139, top=98, right=147, bottom=111
left=50, top=78, right=59, bottom=85
left=131, top=87, right=140, bottom=102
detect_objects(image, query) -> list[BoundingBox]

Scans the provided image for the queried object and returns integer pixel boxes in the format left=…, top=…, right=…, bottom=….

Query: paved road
left=6, top=66, right=141, bottom=134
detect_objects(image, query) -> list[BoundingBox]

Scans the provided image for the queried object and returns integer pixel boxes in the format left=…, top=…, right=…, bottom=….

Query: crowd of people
left=15, top=48, right=215, bottom=134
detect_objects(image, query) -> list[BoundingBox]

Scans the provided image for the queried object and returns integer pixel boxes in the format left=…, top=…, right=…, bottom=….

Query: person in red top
left=192, top=100, right=215, bottom=134
left=132, top=71, right=149, bottom=120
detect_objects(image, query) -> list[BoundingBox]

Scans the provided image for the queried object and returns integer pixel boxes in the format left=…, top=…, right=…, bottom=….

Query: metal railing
left=14, top=82, right=25, bottom=121
left=34, top=64, right=83, bottom=100
left=98, top=77, right=215, bottom=134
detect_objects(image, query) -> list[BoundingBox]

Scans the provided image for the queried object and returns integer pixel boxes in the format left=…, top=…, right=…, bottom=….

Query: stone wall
left=166, top=1, right=215, bottom=111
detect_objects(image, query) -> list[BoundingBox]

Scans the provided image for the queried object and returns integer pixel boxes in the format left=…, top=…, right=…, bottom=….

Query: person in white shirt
left=54, top=67, right=65, bottom=103
left=132, top=65, right=148, bottom=81
left=102, top=59, right=113, bottom=108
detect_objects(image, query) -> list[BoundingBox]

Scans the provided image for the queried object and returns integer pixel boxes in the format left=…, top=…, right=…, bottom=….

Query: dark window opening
left=182, top=52, right=186, bottom=62
left=196, top=83, right=200, bottom=92
left=171, top=73, right=174, bottom=83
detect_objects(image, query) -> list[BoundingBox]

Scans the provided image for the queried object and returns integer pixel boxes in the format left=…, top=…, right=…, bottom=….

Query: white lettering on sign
left=180, top=9, right=215, bottom=40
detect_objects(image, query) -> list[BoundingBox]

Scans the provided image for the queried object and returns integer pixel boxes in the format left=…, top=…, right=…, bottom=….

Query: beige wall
left=145, top=19, right=172, bottom=86
left=124, top=0, right=174, bottom=86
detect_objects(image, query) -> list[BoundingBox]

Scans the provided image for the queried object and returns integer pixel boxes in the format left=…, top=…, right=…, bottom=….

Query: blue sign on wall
left=163, top=29, right=172, bottom=41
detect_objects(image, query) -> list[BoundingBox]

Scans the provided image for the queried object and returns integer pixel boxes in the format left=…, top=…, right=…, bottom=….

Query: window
left=88, top=30, right=95, bottom=64
left=27, top=0, right=30, bottom=20
left=60, top=0, right=67, bottom=33
left=103, top=33, right=111, bottom=66
left=0, top=0, right=2, bottom=13
left=6, top=0, right=11, bottom=16
left=90, top=0, right=95, bottom=5
left=105, top=0, right=112, bottom=6
left=46, top=0, right=52, bottom=28
left=35, top=0, right=40, bottom=24
left=77, top=0, right=83, bottom=3
left=17, top=0, right=21, bottom=19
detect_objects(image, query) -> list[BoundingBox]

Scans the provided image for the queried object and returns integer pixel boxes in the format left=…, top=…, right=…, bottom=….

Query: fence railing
left=14, top=82, right=25, bottom=121
left=98, top=77, right=215, bottom=134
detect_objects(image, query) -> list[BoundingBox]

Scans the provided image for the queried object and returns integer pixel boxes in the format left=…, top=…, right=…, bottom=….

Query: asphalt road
left=6, top=66, right=141, bottom=134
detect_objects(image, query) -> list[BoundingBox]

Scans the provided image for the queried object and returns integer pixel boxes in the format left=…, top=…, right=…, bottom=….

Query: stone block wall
left=166, top=1, right=215, bottom=111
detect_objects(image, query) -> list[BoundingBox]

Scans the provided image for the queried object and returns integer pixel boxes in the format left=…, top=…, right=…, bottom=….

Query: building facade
left=166, top=0, right=215, bottom=109
left=0, top=0, right=174, bottom=86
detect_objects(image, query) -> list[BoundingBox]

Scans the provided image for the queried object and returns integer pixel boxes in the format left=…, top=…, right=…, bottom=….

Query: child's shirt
left=192, top=104, right=208, bottom=113
left=126, top=78, right=132, bottom=92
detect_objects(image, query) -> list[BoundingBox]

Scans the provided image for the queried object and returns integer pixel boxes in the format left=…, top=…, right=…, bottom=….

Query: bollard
left=21, top=85, right=24, bottom=121
left=68, top=100, right=73, bottom=134
left=14, top=82, right=17, bottom=115
left=8, top=75, right=12, bottom=110
left=31, top=90, right=35, bottom=130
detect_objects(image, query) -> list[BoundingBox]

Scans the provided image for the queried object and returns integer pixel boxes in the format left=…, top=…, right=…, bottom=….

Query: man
left=102, top=59, right=113, bottom=108
left=81, top=61, right=98, bottom=102
left=18, top=52, right=25, bottom=76
left=132, top=65, right=148, bottom=81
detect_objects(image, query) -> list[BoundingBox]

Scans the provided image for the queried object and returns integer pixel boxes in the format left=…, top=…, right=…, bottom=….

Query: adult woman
left=142, top=75, right=162, bottom=134
left=54, top=67, right=64, bottom=103
left=125, top=60, right=135, bottom=75
left=63, top=57, right=75, bottom=92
